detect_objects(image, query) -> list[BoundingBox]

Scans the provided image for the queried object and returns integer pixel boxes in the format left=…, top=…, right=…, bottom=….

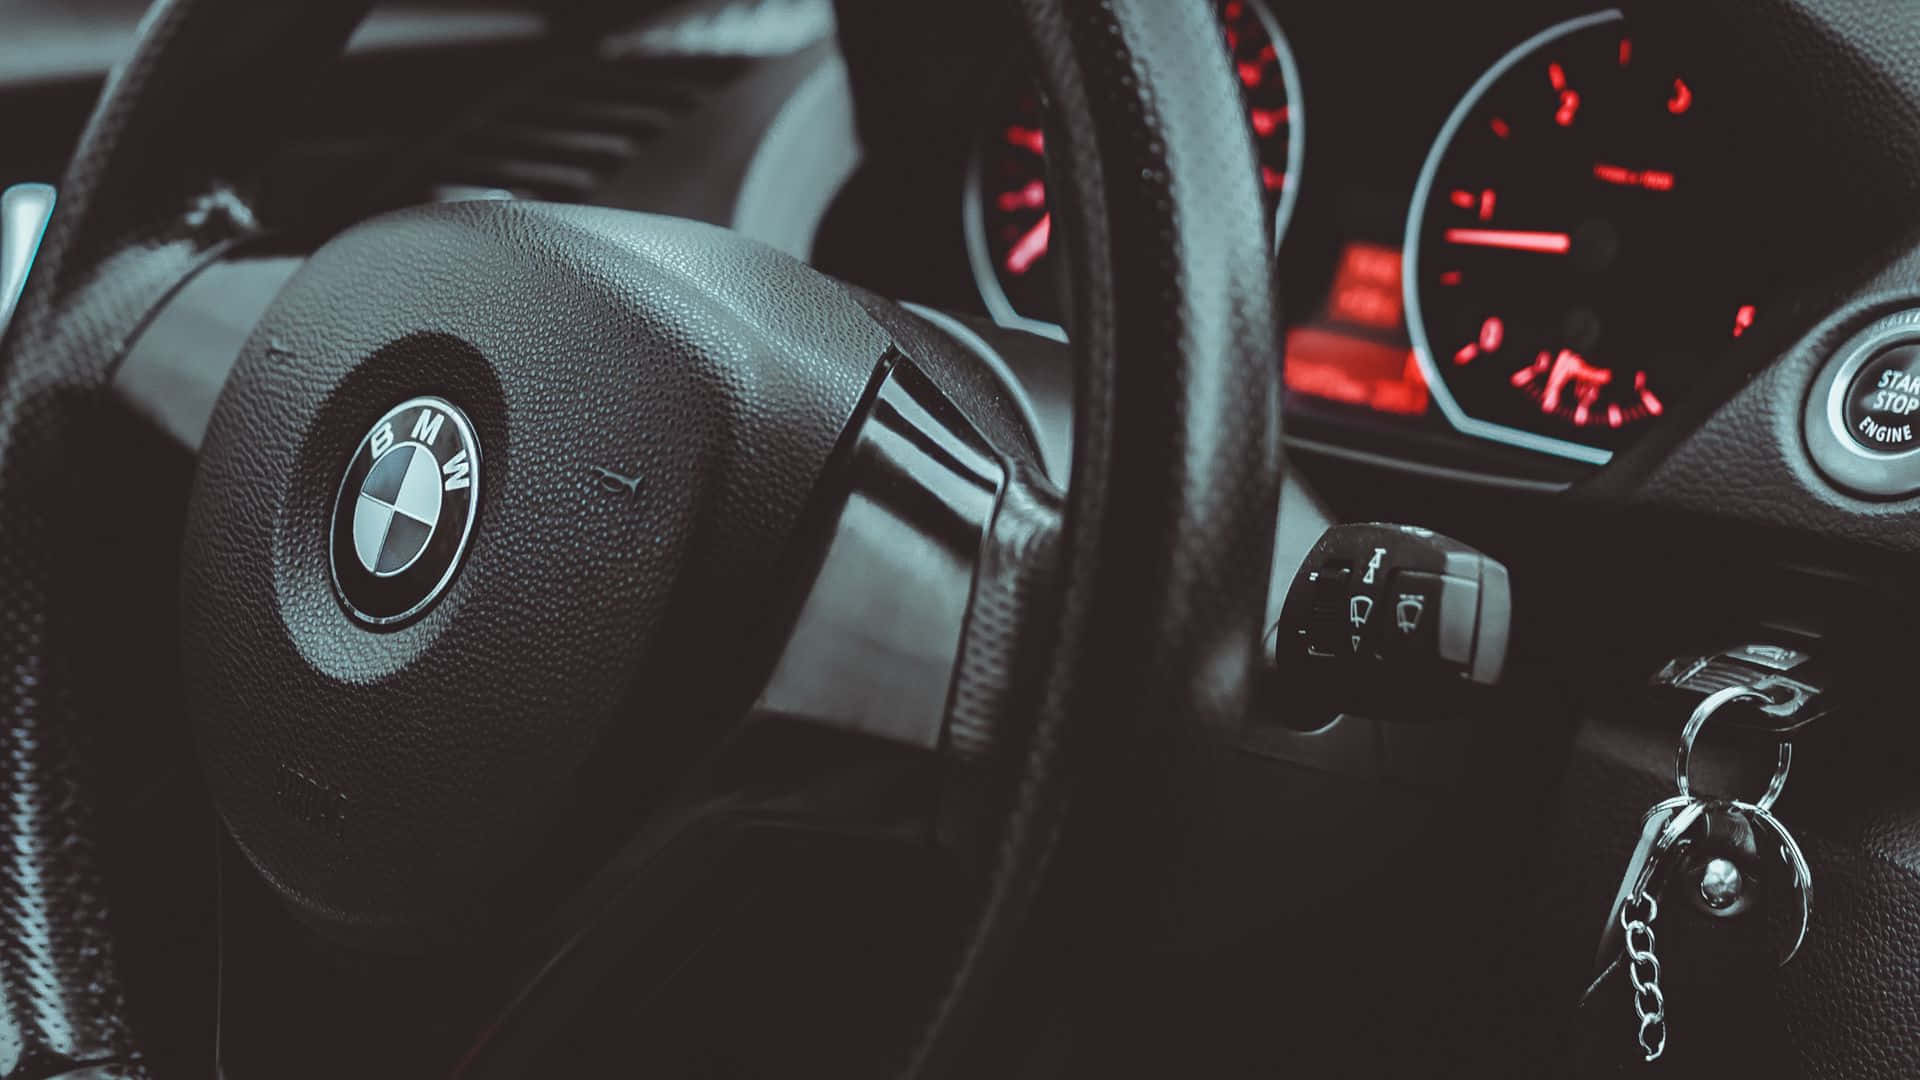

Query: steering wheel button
left=1842, top=344, right=1920, bottom=452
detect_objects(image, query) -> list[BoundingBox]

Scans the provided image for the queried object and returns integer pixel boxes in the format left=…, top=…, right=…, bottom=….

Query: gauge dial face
left=1404, top=11, right=1756, bottom=463
left=966, top=0, right=1303, bottom=335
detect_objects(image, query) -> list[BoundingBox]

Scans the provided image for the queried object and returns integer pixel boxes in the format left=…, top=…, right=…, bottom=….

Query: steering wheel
left=0, top=0, right=1278, bottom=1076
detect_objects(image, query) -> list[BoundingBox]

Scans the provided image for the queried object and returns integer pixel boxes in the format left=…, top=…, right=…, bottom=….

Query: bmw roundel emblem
left=329, top=396, right=479, bottom=626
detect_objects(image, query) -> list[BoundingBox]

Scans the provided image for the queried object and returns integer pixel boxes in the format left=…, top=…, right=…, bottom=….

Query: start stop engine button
left=1843, top=345, right=1920, bottom=452
left=1805, top=310, right=1920, bottom=498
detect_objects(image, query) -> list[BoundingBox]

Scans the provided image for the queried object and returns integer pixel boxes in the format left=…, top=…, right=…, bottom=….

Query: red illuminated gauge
left=1404, top=10, right=1759, bottom=463
left=965, top=0, right=1303, bottom=337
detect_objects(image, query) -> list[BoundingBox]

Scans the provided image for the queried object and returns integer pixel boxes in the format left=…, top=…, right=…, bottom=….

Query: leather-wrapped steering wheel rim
left=904, top=0, right=1281, bottom=1073
left=0, top=1, right=1280, bottom=1077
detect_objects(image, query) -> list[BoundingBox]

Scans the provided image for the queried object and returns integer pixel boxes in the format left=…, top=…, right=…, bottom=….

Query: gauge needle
left=1005, top=212, right=1052, bottom=276
left=1443, top=227, right=1572, bottom=254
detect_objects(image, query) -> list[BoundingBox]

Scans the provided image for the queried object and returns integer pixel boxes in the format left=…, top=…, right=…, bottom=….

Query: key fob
left=1650, top=644, right=1834, bottom=734
left=1596, top=800, right=1810, bottom=979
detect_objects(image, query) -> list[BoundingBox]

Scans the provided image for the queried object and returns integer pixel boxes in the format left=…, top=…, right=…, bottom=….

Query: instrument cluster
left=959, top=4, right=1773, bottom=484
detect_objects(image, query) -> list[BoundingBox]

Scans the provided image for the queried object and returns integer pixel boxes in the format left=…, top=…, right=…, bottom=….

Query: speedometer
left=965, top=0, right=1303, bottom=337
left=1404, top=10, right=1758, bottom=463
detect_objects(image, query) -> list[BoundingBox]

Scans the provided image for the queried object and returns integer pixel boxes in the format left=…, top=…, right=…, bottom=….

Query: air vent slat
left=415, top=54, right=751, bottom=204
left=545, top=59, right=745, bottom=108
left=438, top=157, right=601, bottom=200
left=500, top=99, right=678, bottom=136
left=462, top=125, right=640, bottom=171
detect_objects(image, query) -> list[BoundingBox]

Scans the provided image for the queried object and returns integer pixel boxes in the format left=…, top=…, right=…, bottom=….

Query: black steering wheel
left=0, top=0, right=1278, bottom=1076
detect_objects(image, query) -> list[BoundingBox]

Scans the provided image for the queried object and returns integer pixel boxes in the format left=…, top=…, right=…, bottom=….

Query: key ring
left=1675, top=684, right=1793, bottom=811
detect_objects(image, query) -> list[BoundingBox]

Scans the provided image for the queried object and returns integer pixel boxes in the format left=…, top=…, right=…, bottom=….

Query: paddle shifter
left=1269, top=523, right=1511, bottom=719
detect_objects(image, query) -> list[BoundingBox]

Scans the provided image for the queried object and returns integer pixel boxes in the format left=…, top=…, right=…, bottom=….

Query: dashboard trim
left=1283, top=434, right=1573, bottom=494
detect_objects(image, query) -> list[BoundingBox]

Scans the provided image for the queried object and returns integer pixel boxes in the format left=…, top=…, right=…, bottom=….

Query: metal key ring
left=1675, top=685, right=1793, bottom=812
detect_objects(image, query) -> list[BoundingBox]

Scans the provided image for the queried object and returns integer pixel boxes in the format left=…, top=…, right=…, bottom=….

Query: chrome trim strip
left=0, top=183, right=56, bottom=344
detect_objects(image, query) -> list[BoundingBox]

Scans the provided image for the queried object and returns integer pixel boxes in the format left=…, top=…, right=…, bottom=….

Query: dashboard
left=820, top=0, right=1787, bottom=492
left=0, top=0, right=1795, bottom=499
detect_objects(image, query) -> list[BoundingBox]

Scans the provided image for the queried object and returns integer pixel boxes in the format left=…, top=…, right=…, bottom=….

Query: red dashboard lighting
left=1489, top=116, right=1511, bottom=139
left=997, top=180, right=1047, bottom=212
left=1285, top=328, right=1429, bottom=416
left=1549, top=63, right=1580, bottom=126
left=1250, top=107, right=1289, bottom=136
left=1635, top=371, right=1664, bottom=415
left=1338, top=243, right=1402, bottom=286
left=1239, top=58, right=1270, bottom=87
left=1618, top=37, right=1632, bottom=66
left=1539, top=348, right=1612, bottom=415
left=1326, top=243, right=1404, bottom=329
left=1732, top=303, right=1756, bottom=339
left=1556, top=89, right=1581, bottom=127
left=1444, top=228, right=1572, bottom=254
left=1005, top=126, right=1045, bottom=155
left=1454, top=188, right=1497, bottom=220
left=1479, top=316, right=1505, bottom=352
left=1593, top=162, right=1674, bottom=191
left=1330, top=286, right=1401, bottom=329
left=1004, top=213, right=1051, bottom=275
left=1668, top=78, right=1693, bottom=115
left=1282, top=242, right=1427, bottom=417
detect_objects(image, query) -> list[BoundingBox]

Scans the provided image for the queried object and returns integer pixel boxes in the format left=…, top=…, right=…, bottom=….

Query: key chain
left=1589, top=684, right=1813, bottom=1062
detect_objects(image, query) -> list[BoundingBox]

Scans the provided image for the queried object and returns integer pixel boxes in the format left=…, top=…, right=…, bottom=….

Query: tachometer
left=1404, top=10, right=1757, bottom=463
left=965, top=0, right=1303, bottom=337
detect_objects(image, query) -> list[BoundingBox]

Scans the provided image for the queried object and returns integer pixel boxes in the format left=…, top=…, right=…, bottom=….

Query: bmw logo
left=329, top=396, right=480, bottom=626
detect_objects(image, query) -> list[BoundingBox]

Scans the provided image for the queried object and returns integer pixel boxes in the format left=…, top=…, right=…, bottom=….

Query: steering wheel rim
left=904, top=0, right=1282, bottom=1071
left=0, top=1, right=1279, bottom=1077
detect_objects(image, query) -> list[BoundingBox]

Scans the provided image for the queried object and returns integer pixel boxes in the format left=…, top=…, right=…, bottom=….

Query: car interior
left=2, top=0, right=1917, bottom=1077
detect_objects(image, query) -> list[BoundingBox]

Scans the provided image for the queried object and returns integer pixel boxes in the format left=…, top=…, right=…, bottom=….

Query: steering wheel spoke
left=212, top=710, right=963, bottom=1077
left=751, top=357, right=1012, bottom=752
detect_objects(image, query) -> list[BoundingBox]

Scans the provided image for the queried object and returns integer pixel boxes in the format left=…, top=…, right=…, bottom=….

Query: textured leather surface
left=181, top=201, right=888, bottom=944
left=906, top=0, right=1282, bottom=1072
left=940, top=464, right=1061, bottom=767
left=0, top=1, right=371, bottom=1076
left=1591, top=266, right=1920, bottom=554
